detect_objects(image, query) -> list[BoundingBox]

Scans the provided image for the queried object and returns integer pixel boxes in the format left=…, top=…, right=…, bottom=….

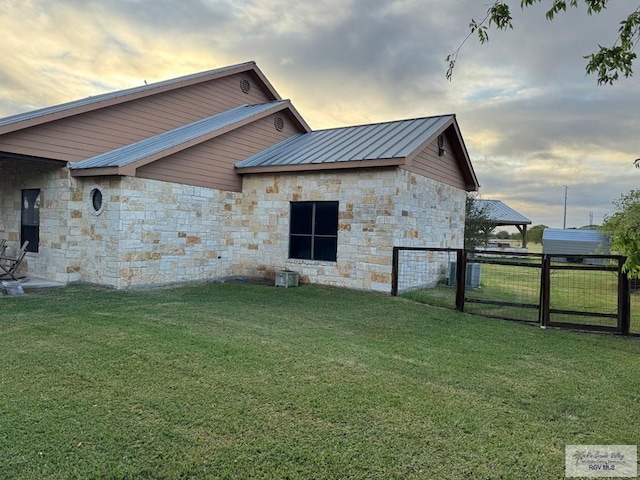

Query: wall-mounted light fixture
left=437, top=134, right=446, bottom=156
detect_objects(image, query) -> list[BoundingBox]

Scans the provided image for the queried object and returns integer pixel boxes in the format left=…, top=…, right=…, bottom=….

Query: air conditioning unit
left=466, top=263, right=482, bottom=289
left=275, top=270, right=299, bottom=288
left=448, top=262, right=482, bottom=289
left=448, top=261, right=457, bottom=286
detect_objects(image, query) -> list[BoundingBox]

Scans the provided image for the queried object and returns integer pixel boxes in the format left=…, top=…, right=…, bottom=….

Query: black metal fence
left=391, top=247, right=632, bottom=336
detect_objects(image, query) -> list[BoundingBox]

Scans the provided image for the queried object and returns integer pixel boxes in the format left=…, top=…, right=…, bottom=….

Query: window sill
left=287, top=258, right=337, bottom=266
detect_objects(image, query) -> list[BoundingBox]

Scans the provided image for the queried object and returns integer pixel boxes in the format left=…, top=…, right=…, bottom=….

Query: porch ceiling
left=0, top=152, right=67, bottom=166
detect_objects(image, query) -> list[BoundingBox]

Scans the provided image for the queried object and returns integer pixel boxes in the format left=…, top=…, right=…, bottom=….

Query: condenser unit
left=448, top=262, right=482, bottom=289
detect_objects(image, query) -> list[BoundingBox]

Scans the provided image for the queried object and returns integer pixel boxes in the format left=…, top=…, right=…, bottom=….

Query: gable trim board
left=0, top=62, right=480, bottom=291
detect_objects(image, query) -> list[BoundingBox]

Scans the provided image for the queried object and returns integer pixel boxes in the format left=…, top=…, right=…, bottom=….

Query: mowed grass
left=1, top=283, right=639, bottom=479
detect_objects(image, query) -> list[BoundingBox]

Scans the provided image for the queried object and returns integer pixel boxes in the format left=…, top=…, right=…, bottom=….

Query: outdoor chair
left=0, top=241, right=29, bottom=281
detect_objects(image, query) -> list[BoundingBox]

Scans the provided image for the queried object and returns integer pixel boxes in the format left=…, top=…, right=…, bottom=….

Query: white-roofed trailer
left=542, top=228, right=610, bottom=263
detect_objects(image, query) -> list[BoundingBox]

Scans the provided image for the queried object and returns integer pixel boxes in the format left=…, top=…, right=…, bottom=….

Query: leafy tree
left=496, top=230, right=511, bottom=239
left=528, top=224, right=548, bottom=244
left=446, top=1, right=640, bottom=85
left=601, top=190, right=640, bottom=278
left=464, top=193, right=495, bottom=249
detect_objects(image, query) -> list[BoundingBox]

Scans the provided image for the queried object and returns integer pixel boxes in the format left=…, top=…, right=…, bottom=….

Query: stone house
left=0, top=61, right=479, bottom=292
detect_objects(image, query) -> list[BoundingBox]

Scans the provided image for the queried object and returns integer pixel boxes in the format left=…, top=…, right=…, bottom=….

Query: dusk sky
left=1, top=0, right=638, bottom=229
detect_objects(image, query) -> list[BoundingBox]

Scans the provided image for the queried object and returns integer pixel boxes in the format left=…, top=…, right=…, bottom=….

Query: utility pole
left=563, top=185, right=568, bottom=229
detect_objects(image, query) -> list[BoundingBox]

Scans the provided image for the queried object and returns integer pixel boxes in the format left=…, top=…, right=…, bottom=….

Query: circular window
left=240, top=78, right=251, bottom=93
left=274, top=116, right=285, bottom=131
left=90, top=188, right=104, bottom=215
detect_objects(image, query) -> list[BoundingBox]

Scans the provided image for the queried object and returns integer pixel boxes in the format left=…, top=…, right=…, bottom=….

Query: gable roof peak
left=0, top=61, right=279, bottom=135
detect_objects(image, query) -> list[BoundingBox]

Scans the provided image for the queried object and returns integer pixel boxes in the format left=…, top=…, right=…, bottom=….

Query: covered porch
left=475, top=199, right=532, bottom=248
left=0, top=153, right=70, bottom=282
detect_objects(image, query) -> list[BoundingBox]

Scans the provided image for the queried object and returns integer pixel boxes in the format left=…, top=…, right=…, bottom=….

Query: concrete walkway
left=4, top=277, right=66, bottom=290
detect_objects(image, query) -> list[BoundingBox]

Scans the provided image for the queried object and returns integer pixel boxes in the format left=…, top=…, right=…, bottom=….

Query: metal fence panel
left=392, top=248, right=459, bottom=310
left=463, top=252, right=543, bottom=324
left=545, top=256, right=626, bottom=333
left=392, top=247, right=632, bottom=336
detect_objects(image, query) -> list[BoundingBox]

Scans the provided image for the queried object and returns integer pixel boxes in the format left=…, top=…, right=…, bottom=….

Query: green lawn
left=1, top=283, right=639, bottom=479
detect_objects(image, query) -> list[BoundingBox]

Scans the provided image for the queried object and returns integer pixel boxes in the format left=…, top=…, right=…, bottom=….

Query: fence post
left=455, top=249, right=466, bottom=312
left=391, top=247, right=399, bottom=296
left=539, top=255, right=551, bottom=328
left=617, top=256, right=631, bottom=336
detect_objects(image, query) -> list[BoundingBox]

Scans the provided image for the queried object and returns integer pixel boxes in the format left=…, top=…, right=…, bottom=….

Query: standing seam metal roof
left=0, top=62, right=256, bottom=129
left=70, top=101, right=286, bottom=170
left=475, top=199, right=531, bottom=224
left=542, top=228, right=606, bottom=242
left=235, top=115, right=453, bottom=168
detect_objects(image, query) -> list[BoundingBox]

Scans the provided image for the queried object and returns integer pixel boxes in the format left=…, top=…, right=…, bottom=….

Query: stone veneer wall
left=83, top=176, right=234, bottom=288
left=0, top=164, right=235, bottom=287
left=1, top=162, right=465, bottom=292
left=235, top=167, right=466, bottom=292
left=0, top=159, right=74, bottom=282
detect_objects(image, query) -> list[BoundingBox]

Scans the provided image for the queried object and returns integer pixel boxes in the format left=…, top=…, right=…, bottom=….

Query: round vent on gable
left=274, top=116, right=285, bottom=131
left=240, top=78, right=251, bottom=93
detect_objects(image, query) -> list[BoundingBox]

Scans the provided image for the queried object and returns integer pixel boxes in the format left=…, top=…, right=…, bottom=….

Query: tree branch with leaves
left=446, top=1, right=640, bottom=86
left=602, top=190, right=640, bottom=278
left=464, top=194, right=496, bottom=249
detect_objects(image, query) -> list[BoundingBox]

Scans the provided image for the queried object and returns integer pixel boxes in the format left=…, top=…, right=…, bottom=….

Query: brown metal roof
left=236, top=115, right=453, bottom=168
left=235, top=114, right=480, bottom=191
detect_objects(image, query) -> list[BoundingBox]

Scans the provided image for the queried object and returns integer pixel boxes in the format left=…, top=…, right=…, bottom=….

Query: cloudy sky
left=1, top=0, right=638, bottom=228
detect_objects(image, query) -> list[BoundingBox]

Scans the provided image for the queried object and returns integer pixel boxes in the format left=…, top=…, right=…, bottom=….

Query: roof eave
left=491, top=220, right=533, bottom=226
left=0, top=151, right=67, bottom=166
left=236, top=158, right=404, bottom=174
left=70, top=165, right=135, bottom=177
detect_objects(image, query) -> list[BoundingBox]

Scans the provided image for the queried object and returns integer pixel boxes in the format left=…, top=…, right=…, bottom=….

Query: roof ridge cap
left=313, top=114, right=455, bottom=133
